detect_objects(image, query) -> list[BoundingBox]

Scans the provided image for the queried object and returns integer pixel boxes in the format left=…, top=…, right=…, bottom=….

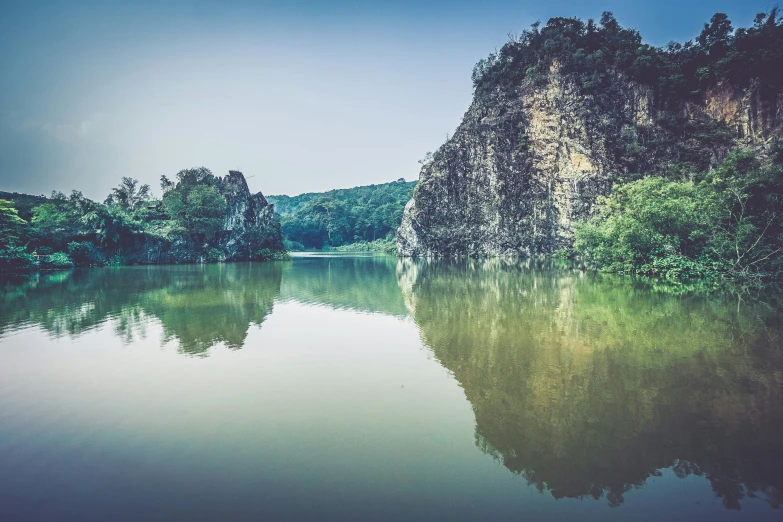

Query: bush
left=255, top=248, right=290, bottom=261
left=67, top=241, right=106, bottom=266
left=639, top=254, right=711, bottom=279
left=283, top=239, right=305, bottom=251
left=0, top=247, right=36, bottom=272
left=574, top=149, right=783, bottom=280
left=40, top=252, right=74, bottom=270
left=552, top=248, right=574, bottom=260
left=108, top=254, right=126, bottom=266
left=574, top=177, right=709, bottom=275
left=206, top=248, right=223, bottom=263
left=329, top=239, right=397, bottom=254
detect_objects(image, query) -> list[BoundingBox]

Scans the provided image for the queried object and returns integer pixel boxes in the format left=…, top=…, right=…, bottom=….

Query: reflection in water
left=397, top=257, right=783, bottom=510
left=1, top=255, right=782, bottom=514
left=0, top=264, right=283, bottom=356
left=280, top=253, right=407, bottom=317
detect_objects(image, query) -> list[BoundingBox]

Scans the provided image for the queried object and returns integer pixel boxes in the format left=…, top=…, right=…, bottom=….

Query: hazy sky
left=0, top=0, right=773, bottom=199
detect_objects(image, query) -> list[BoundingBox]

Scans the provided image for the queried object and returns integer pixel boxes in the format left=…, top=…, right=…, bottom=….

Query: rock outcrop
left=215, top=170, right=282, bottom=260
left=398, top=47, right=782, bottom=258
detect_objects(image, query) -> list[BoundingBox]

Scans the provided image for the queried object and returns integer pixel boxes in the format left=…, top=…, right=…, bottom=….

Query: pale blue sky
left=0, top=0, right=773, bottom=199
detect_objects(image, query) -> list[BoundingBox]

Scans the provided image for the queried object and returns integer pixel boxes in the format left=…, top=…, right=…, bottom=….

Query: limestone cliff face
left=215, top=170, right=281, bottom=260
left=398, top=67, right=782, bottom=257
left=218, top=170, right=275, bottom=232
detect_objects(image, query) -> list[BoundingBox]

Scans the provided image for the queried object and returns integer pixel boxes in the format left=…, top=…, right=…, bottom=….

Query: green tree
left=0, top=199, right=26, bottom=245
left=574, top=149, right=783, bottom=280
left=698, top=13, right=734, bottom=58
left=574, top=177, right=712, bottom=277
left=164, top=183, right=226, bottom=240
left=702, top=148, right=783, bottom=277
left=187, top=185, right=227, bottom=240
left=31, top=202, right=74, bottom=248
left=82, top=204, right=140, bottom=250
left=106, top=177, right=151, bottom=211
left=270, top=180, right=416, bottom=249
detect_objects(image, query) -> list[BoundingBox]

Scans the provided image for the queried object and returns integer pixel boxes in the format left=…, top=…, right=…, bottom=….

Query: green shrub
left=574, top=177, right=708, bottom=275
left=283, top=239, right=305, bottom=251
left=108, top=254, right=126, bottom=266
left=0, top=247, right=36, bottom=272
left=574, top=149, right=783, bottom=281
left=552, top=248, right=574, bottom=260
left=206, top=248, right=223, bottom=263
left=67, top=241, right=106, bottom=266
left=254, top=248, right=290, bottom=261
left=330, top=239, right=397, bottom=254
left=40, top=252, right=74, bottom=270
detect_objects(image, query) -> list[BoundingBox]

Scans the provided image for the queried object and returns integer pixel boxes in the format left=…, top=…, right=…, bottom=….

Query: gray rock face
left=216, top=170, right=279, bottom=259
left=218, top=171, right=275, bottom=231
left=398, top=65, right=782, bottom=258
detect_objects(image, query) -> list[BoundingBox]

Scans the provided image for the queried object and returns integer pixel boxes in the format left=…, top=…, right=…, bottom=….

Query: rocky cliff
left=398, top=14, right=783, bottom=257
left=214, top=170, right=283, bottom=260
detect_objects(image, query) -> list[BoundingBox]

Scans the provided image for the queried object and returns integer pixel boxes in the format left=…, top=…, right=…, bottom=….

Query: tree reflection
left=0, top=263, right=283, bottom=356
left=0, top=254, right=406, bottom=355
left=398, top=258, right=783, bottom=510
left=280, top=254, right=407, bottom=317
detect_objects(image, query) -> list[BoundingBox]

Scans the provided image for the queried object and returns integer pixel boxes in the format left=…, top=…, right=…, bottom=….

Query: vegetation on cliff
left=469, top=9, right=782, bottom=178
left=473, top=10, right=782, bottom=106
left=0, top=168, right=286, bottom=272
left=268, top=180, right=415, bottom=250
left=399, top=8, right=783, bottom=282
left=574, top=147, right=783, bottom=280
left=496, top=9, right=783, bottom=281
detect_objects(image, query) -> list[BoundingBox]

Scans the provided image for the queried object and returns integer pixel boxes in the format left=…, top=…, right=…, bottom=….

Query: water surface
left=1, top=254, right=781, bottom=521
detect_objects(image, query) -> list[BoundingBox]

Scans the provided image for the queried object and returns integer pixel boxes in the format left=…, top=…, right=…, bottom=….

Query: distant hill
left=268, top=179, right=416, bottom=250
left=0, top=191, right=47, bottom=221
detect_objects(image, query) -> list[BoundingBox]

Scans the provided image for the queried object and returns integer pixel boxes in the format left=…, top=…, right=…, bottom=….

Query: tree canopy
left=268, top=180, right=416, bottom=249
left=471, top=10, right=783, bottom=104
left=574, top=147, right=783, bottom=280
left=0, top=168, right=285, bottom=271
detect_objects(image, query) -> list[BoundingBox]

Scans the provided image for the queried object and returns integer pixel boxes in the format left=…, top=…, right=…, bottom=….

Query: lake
left=1, top=253, right=781, bottom=521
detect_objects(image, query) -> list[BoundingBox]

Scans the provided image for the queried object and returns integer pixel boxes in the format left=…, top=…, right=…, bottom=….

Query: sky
left=0, top=0, right=774, bottom=200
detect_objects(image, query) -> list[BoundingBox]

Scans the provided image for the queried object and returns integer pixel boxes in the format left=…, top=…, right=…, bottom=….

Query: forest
left=268, top=179, right=416, bottom=253
left=0, top=168, right=286, bottom=272
left=0, top=175, right=417, bottom=272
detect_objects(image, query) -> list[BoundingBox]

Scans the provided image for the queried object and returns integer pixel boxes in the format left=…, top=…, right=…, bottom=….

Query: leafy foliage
left=0, top=199, right=26, bottom=246
left=328, top=239, right=397, bottom=254
left=268, top=180, right=416, bottom=249
left=472, top=10, right=783, bottom=104
left=40, top=252, right=74, bottom=269
left=0, top=246, right=35, bottom=272
left=164, top=182, right=227, bottom=240
left=0, top=168, right=285, bottom=272
left=68, top=241, right=107, bottom=266
left=574, top=149, right=783, bottom=280
left=105, top=177, right=151, bottom=211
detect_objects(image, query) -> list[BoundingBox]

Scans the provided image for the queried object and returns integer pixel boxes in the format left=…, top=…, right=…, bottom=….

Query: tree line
left=268, top=179, right=416, bottom=252
left=0, top=168, right=285, bottom=272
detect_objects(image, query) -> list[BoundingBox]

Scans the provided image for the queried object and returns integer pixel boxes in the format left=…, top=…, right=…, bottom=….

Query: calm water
left=1, top=254, right=782, bottom=521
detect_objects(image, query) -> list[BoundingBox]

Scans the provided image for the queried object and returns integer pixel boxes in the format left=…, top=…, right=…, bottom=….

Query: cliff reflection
left=0, top=263, right=283, bottom=356
left=398, top=258, right=783, bottom=510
